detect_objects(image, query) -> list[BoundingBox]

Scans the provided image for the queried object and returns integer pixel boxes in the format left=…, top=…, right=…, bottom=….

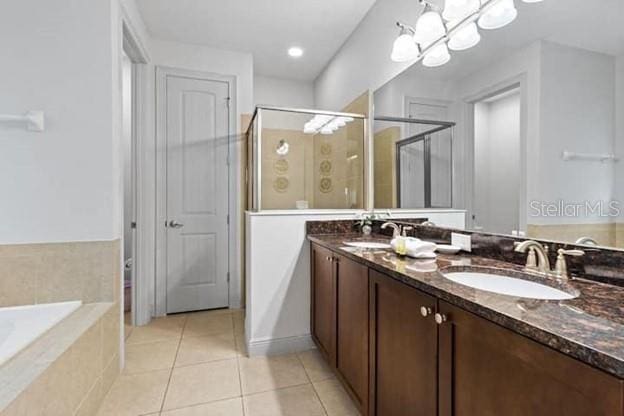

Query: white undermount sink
left=343, top=241, right=392, bottom=249
left=443, top=272, right=577, bottom=300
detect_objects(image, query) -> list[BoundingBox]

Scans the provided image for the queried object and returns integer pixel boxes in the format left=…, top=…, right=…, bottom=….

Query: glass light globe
left=478, top=0, right=517, bottom=30
left=423, top=43, right=451, bottom=67
left=442, top=0, right=480, bottom=21
left=320, top=125, right=334, bottom=135
left=303, top=125, right=317, bottom=134
left=448, top=22, right=481, bottom=51
left=413, top=11, right=446, bottom=45
left=391, top=30, right=419, bottom=62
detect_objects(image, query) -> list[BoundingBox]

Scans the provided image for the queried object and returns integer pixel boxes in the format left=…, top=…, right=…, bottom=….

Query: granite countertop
left=308, top=233, right=624, bottom=379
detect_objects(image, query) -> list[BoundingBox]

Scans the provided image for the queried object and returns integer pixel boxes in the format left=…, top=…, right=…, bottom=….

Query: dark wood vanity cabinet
left=335, top=253, right=369, bottom=412
left=311, top=242, right=624, bottom=416
left=437, top=301, right=624, bottom=416
left=310, top=244, right=369, bottom=414
left=369, top=269, right=437, bottom=416
left=310, top=244, right=336, bottom=363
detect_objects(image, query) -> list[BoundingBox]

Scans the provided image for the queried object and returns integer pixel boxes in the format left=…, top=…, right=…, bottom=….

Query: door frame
left=462, top=73, right=527, bottom=234
left=155, top=66, right=239, bottom=316
left=120, top=7, right=151, bottom=327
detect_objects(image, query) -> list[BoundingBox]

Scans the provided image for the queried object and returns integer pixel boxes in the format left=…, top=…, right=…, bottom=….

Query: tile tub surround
left=0, top=240, right=121, bottom=307
left=0, top=301, right=82, bottom=366
left=308, top=233, right=624, bottom=380
left=0, top=302, right=120, bottom=415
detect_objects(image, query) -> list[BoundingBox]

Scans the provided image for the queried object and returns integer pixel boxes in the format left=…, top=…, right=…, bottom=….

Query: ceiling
left=389, top=0, right=624, bottom=85
left=136, top=0, right=377, bottom=81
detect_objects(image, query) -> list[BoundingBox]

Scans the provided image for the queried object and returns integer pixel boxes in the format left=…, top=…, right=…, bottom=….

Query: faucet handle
left=558, top=248, right=585, bottom=257
left=554, top=248, right=585, bottom=279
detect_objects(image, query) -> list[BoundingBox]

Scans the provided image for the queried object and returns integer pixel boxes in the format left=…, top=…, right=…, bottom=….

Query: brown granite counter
left=307, top=233, right=624, bottom=379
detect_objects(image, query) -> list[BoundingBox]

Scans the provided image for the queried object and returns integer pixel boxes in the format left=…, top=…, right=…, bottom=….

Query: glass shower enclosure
left=246, top=106, right=367, bottom=211
left=373, top=116, right=454, bottom=209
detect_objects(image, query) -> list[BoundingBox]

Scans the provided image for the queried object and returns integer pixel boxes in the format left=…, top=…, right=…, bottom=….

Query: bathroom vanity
left=308, top=232, right=624, bottom=416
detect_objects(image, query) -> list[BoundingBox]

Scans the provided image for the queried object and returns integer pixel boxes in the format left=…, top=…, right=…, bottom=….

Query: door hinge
left=226, top=214, right=230, bottom=225
left=226, top=97, right=231, bottom=108
left=227, top=272, right=230, bottom=282
left=130, top=221, right=137, bottom=229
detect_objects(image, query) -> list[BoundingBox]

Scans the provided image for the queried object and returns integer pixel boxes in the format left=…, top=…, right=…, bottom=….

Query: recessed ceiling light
left=288, top=47, right=304, bottom=58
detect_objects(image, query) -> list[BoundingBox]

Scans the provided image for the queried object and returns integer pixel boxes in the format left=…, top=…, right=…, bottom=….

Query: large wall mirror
left=373, top=0, right=624, bottom=250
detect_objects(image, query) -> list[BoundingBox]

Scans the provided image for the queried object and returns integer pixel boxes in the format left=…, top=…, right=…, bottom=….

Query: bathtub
left=0, top=301, right=82, bottom=366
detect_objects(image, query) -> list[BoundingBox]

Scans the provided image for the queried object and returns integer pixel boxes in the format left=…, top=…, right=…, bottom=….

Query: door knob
left=168, top=220, right=184, bottom=229
left=420, top=306, right=433, bottom=317
left=434, top=313, right=447, bottom=325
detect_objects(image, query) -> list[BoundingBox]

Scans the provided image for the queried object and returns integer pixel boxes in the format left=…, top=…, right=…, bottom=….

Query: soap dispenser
left=395, top=226, right=412, bottom=256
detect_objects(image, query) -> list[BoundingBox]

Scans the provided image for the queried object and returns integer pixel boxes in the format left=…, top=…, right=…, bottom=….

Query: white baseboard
left=247, top=334, right=316, bottom=356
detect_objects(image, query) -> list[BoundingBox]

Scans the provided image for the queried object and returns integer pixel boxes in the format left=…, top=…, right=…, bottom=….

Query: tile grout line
left=158, top=315, right=188, bottom=414
left=297, top=353, right=330, bottom=416
left=233, top=312, right=247, bottom=416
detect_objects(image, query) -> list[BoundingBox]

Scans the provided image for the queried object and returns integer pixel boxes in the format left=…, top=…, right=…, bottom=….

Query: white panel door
left=166, top=75, right=230, bottom=314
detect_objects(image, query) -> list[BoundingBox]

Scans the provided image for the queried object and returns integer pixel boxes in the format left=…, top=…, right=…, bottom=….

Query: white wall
left=245, top=209, right=465, bottom=355
left=374, top=72, right=455, bottom=119
left=536, top=42, right=615, bottom=224
left=151, top=39, right=254, bottom=128
left=474, top=93, right=521, bottom=234
left=314, top=0, right=420, bottom=111
left=254, top=75, right=315, bottom=108
left=253, top=75, right=315, bottom=130
left=453, top=41, right=542, bottom=222
left=616, top=55, right=624, bottom=222
left=0, top=0, right=118, bottom=244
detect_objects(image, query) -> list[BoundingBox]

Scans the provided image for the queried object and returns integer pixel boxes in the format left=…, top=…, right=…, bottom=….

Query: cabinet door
left=310, top=243, right=336, bottom=363
left=369, top=270, right=438, bottom=416
left=335, top=254, right=369, bottom=413
left=437, top=301, right=624, bottom=416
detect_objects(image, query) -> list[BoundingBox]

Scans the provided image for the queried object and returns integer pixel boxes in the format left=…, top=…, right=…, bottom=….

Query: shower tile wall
left=260, top=128, right=314, bottom=210
left=0, top=240, right=120, bottom=307
left=373, top=126, right=400, bottom=208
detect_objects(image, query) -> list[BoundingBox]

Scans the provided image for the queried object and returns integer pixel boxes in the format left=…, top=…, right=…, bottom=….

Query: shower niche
left=246, top=106, right=366, bottom=211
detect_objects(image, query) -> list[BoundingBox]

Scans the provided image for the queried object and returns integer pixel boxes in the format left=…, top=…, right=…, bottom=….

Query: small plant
left=357, top=211, right=390, bottom=235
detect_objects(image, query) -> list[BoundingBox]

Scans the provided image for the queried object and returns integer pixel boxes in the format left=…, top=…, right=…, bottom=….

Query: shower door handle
left=168, top=220, right=184, bottom=229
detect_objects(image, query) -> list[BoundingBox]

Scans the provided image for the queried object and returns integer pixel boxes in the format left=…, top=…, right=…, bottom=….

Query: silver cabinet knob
left=434, top=313, right=447, bottom=325
left=420, top=306, right=433, bottom=317
left=168, top=220, right=184, bottom=229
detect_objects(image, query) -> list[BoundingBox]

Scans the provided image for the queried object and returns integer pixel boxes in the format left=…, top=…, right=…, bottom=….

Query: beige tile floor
left=98, top=309, right=360, bottom=416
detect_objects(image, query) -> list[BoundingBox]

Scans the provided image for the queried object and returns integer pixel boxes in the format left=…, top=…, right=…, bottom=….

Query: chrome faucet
left=514, top=240, right=551, bottom=275
left=381, top=222, right=401, bottom=238
left=514, top=240, right=584, bottom=280
left=575, top=236, right=598, bottom=246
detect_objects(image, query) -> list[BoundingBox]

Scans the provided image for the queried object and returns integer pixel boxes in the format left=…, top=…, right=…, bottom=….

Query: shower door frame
left=246, top=106, right=368, bottom=211
left=375, top=116, right=455, bottom=209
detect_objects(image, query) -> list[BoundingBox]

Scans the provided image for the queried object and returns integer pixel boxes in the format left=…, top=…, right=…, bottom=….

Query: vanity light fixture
left=478, top=0, right=517, bottom=29
left=391, top=24, right=420, bottom=62
left=390, top=0, right=543, bottom=66
left=303, top=115, right=354, bottom=135
left=287, top=46, right=304, bottom=58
